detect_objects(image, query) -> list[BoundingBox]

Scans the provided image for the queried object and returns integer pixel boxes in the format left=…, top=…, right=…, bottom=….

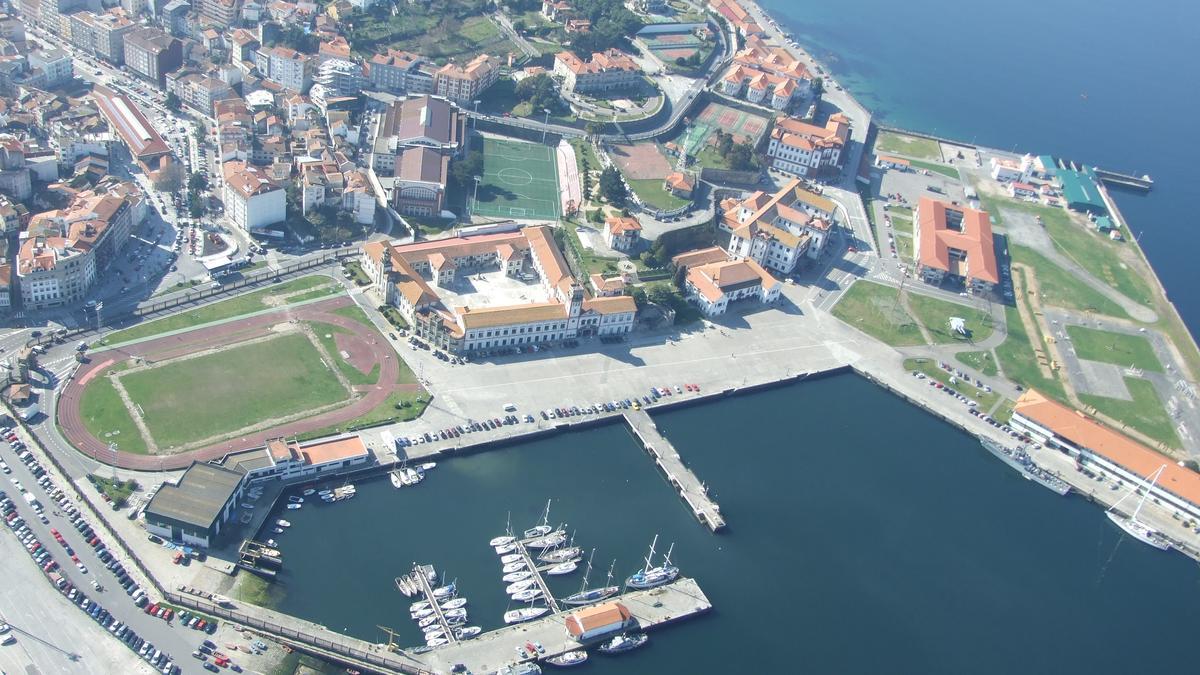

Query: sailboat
left=1106, top=464, right=1172, bottom=551
left=563, top=555, right=619, bottom=606
left=491, top=512, right=516, bottom=548
left=544, top=560, right=578, bottom=576
left=503, top=605, right=549, bottom=624
left=524, top=499, right=554, bottom=538
left=625, top=536, right=679, bottom=589
left=502, top=570, right=533, bottom=583
left=506, top=579, right=538, bottom=594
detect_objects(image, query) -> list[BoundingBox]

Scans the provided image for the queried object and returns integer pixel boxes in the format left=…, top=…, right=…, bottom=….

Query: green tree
left=728, top=143, right=755, bottom=171
left=188, top=172, right=207, bottom=192
left=630, top=286, right=647, bottom=308
left=449, top=150, right=484, bottom=192
left=647, top=283, right=675, bottom=306
left=673, top=264, right=688, bottom=290
left=599, top=166, right=626, bottom=206
left=640, top=250, right=659, bottom=268
left=165, top=92, right=180, bottom=109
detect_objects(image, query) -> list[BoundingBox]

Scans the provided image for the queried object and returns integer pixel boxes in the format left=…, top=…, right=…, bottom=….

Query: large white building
left=718, top=35, right=813, bottom=110
left=433, top=54, right=499, bottom=104
left=683, top=256, right=780, bottom=317
left=553, top=49, right=640, bottom=93
left=222, top=160, right=285, bottom=232
left=720, top=178, right=833, bottom=274
left=258, top=46, right=313, bottom=93
left=765, top=114, right=850, bottom=179
left=367, top=49, right=434, bottom=94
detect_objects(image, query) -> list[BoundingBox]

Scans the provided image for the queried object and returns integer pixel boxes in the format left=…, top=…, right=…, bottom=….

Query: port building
left=220, top=435, right=372, bottom=483
left=914, top=197, right=999, bottom=295
left=1011, top=390, right=1200, bottom=521
left=564, top=601, right=635, bottom=641
left=143, top=462, right=246, bottom=547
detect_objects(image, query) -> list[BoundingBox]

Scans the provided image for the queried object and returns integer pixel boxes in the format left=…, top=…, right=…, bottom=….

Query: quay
left=623, top=409, right=726, bottom=532
left=419, top=578, right=712, bottom=675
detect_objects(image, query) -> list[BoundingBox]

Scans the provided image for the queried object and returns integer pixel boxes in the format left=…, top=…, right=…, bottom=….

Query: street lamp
left=541, top=108, right=551, bottom=144
left=472, top=100, right=480, bottom=131
left=470, top=176, right=482, bottom=220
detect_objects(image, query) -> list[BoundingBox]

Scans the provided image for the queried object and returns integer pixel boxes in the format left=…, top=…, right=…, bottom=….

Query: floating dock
left=410, top=563, right=459, bottom=645
left=418, top=577, right=711, bottom=675
left=624, top=410, right=726, bottom=532
left=512, top=533, right=562, bottom=614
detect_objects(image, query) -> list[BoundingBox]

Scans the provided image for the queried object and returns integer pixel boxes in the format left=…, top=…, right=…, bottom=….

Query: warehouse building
left=564, top=601, right=635, bottom=642
left=143, top=462, right=246, bottom=548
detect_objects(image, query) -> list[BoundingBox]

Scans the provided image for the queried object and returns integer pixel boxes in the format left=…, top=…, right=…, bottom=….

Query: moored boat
left=440, top=597, right=468, bottom=610
left=598, top=633, right=648, bottom=654
left=286, top=503, right=301, bottom=510
left=490, top=535, right=516, bottom=548
left=511, top=588, right=542, bottom=602
left=545, top=650, right=588, bottom=667
left=502, top=561, right=527, bottom=574
left=287, top=496, right=303, bottom=504
left=405, top=467, right=422, bottom=484
left=301, top=488, right=316, bottom=496
left=496, top=664, right=541, bottom=675
left=502, top=570, right=532, bottom=583
left=503, top=606, right=549, bottom=624
left=420, top=462, right=437, bottom=471
left=544, top=560, right=578, bottom=576
left=454, top=626, right=481, bottom=639
left=275, top=519, right=291, bottom=528
left=432, top=581, right=456, bottom=599
left=1106, top=464, right=1173, bottom=551
left=443, top=608, right=468, bottom=619
left=390, top=471, right=405, bottom=489
left=500, top=553, right=523, bottom=564
left=538, top=546, right=582, bottom=564
left=506, top=579, right=537, bottom=594
left=425, top=636, right=448, bottom=648
left=494, top=542, right=517, bottom=554
left=524, top=532, right=567, bottom=549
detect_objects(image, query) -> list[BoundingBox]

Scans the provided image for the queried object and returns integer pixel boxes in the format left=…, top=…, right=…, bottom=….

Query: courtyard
left=433, top=268, right=553, bottom=310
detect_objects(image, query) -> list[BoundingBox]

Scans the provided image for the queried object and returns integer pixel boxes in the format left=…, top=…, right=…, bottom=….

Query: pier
left=512, top=534, right=562, bottom=614
left=410, top=563, right=458, bottom=645
left=623, top=409, right=726, bottom=532
left=1094, top=167, right=1153, bottom=191
left=419, top=577, right=712, bottom=675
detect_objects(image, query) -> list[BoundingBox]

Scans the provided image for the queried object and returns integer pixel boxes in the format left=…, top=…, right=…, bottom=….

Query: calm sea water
left=271, top=376, right=1200, bottom=674
left=761, top=0, right=1200, bottom=335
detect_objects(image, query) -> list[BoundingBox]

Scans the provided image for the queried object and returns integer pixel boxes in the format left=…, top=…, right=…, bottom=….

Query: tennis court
left=678, top=102, right=770, bottom=155
left=470, top=137, right=562, bottom=220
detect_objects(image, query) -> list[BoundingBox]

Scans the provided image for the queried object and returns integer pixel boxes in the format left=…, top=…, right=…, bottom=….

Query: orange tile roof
left=524, top=226, right=571, bottom=290
left=457, top=301, right=567, bottom=329
left=582, top=295, right=636, bottom=314
left=915, top=197, right=999, bottom=285
left=671, top=246, right=729, bottom=269
left=299, top=435, right=369, bottom=466
left=565, top=602, right=631, bottom=637
left=1014, top=390, right=1200, bottom=507
left=605, top=215, right=642, bottom=235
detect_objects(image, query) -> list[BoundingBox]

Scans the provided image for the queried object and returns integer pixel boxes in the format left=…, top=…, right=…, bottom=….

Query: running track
left=56, top=296, right=404, bottom=471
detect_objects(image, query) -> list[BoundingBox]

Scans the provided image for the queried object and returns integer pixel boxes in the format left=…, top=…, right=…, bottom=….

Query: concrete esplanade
left=624, top=409, right=726, bottom=532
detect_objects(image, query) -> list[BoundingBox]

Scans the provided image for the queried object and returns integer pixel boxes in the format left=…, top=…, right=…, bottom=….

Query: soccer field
left=115, top=333, right=349, bottom=449
left=470, top=137, right=561, bottom=220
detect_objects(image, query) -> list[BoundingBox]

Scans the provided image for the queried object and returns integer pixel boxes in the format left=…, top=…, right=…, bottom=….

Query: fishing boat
left=538, top=546, right=582, bottom=564
left=500, top=553, right=524, bottom=564
left=1107, top=464, right=1172, bottom=551
left=502, top=561, right=528, bottom=574
left=494, top=542, right=517, bottom=554
left=301, top=488, right=316, bottom=496
left=544, top=560, right=578, bottom=576
left=440, top=598, right=468, bottom=610
left=275, top=519, right=291, bottom=528
left=511, top=588, right=542, bottom=602
left=524, top=532, right=567, bottom=549
left=286, top=503, right=302, bottom=510
left=563, top=556, right=619, bottom=606
left=625, top=536, right=679, bottom=589
left=503, top=606, right=549, bottom=624
left=454, top=626, right=481, bottom=639
left=545, top=650, right=588, bottom=667
left=390, top=471, right=405, bottom=489
left=598, top=633, right=648, bottom=654
left=287, top=496, right=303, bottom=504
left=502, top=570, right=533, bottom=583
left=490, top=536, right=516, bottom=548
left=524, top=499, right=553, bottom=538
left=506, top=579, right=537, bottom=594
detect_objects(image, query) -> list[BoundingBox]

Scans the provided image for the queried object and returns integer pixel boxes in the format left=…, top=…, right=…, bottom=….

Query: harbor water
left=765, top=0, right=1200, bottom=335
left=269, top=375, right=1200, bottom=673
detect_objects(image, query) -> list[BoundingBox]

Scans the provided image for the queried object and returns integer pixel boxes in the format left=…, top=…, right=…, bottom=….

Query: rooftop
left=915, top=197, right=1000, bottom=285
left=145, top=462, right=245, bottom=531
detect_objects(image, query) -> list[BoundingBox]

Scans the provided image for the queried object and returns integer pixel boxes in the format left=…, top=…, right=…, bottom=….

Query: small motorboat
left=490, top=535, right=516, bottom=547
left=503, top=607, right=549, bottom=624
left=288, top=496, right=304, bottom=504
left=511, top=588, right=542, bottom=602
left=265, top=539, right=278, bottom=547
left=301, top=488, right=316, bottom=496
left=502, top=561, right=528, bottom=574
left=544, top=561, right=578, bottom=576
left=545, top=650, right=588, bottom=667
left=506, top=579, right=537, bottom=594
left=275, top=519, right=291, bottom=528
left=272, top=527, right=284, bottom=534
left=420, top=462, right=437, bottom=471
left=500, top=553, right=523, bottom=564
left=494, top=542, right=518, bottom=554
left=598, top=633, right=648, bottom=654
left=503, top=570, right=533, bottom=583
left=390, top=472, right=405, bottom=489
left=404, top=467, right=422, bottom=484
left=538, top=547, right=582, bottom=564
left=440, top=598, right=468, bottom=610
left=286, top=503, right=302, bottom=510
left=454, top=626, right=481, bottom=639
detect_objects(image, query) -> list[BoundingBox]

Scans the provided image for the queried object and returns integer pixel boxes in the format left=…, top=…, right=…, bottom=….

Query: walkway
left=624, top=409, right=725, bottom=531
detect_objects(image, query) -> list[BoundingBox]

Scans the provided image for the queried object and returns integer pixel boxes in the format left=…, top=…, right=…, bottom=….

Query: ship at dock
left=979, top=438, right=1071, bottom=496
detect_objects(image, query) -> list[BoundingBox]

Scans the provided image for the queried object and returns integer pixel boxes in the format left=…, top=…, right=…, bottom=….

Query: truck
left=23, top=493, right=41, bottom=512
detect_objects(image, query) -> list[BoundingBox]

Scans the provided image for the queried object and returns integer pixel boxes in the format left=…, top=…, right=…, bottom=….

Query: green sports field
left=114, top=333, right=349, bottom=449
left=470, top=137, right=561, bottom=220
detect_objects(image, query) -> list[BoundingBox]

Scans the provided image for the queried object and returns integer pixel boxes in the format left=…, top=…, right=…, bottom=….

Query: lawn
left=379, top=305, right=410, bottom=330
left=955, top=350, right=999, bottom=377
left=98, top=276, right=336, bottom=347
left=628, top=178, right=691, bottom=211
left=905, top=357, right=1002, bottom=411
left=75, top=366, right=148, bottom=455
left=118, top=334, right=349, bottom=449
left=309, top=322, right=381, bottom=386
left=344, top=261, right=372, bottom=287
left=407, top=214, right=457, bottom=237
left=560, top=221, right=622, bottom=277
left=889, top=215, right=913, bottom=236
left=907, top=158, right=960, bottom=180
left=893, top=232, right=913, bottom=262
left=906, top=292, right=995, bottom=344
left=1080, top=377, right=1181, bottom=450
left=296, top=390, right=429, bottom=442
left=331, top=303, right=375, bottom=329
left=348, top=8, right=515, bottom=62
left=875, top=131, right=941, bottom=161
left=469, top=137, right=561, bottom=220
left=993, top=279, right=1066, bottom=400
left=1065, top=325, right=1164, bottom=373
left=1011, top=246, right=1130, bottom=320
left=831, top=281, right=924, bottom=346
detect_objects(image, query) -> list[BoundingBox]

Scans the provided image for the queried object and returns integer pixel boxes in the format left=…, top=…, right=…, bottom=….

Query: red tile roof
left=915, top=197, right=999, bottom=285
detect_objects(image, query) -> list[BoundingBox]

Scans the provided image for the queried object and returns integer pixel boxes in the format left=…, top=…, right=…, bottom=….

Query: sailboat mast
left=1131, top=465, right=1166, bottom=521
left=643, top=535, right=658, bottom=574
left=577, top=549, right=594, bottom=594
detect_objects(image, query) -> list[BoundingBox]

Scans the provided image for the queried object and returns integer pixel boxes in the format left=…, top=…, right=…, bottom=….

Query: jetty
left=409, top=563, right=458, bottom=645
left=624, top=410, right=725, bottom=532
left=1094, top=167, right=1153, bottom=191
left=419, top=577, right=711, bottom=674
left=512, top=533, right=562, bottom=614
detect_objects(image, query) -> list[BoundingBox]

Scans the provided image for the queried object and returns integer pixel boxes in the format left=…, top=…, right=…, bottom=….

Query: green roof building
left=1057, top=167, right=1108, bottom=216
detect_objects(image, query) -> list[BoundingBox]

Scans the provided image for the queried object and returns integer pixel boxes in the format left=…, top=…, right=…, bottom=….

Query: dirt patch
left=609, top=142, right=673, bottom=180
left=334, top=331, right=378, bottom=376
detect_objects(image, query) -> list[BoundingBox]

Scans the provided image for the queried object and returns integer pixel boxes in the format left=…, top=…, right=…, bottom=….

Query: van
left=503, top=403, right=517, bottom=412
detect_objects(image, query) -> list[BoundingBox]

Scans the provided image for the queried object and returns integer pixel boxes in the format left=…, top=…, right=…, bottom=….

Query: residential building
left=765, top=114, right=850, bottom=178
left=683, top=256, right=780, bottom=317
left=433, top=54, right=499, bottom=104
left=0, top=135, right=31, bottom=201
left=31, top=0, right=81, bottom=35
left=143, top=461, right=246, bottom=548
left=123, top=27, right=181, bottom=85
left=197, top=0, right=239, bottom=28
left=564, top=602, right=635, bottom=642
left=0, top=13, right=27, bottom=51
left=222, top=160, right=285, bottom=231
left=1011, top=390, right=1200, bottom=522
left=16, top=236, right=95, bottom=308
left=603, top=215, right=641, bottom=252
left=166, top=70, right=236, bottom=115
left=718, top=35, right=811, bottom=109
left=367, top=48, right=434, bottom=94
left=342, top=169, right=376, bottom=225
left=361, top=227, right=637, bottom=355
left=313, top=58, right=364, bottom=97
left=913, top=197, right=999, bottom=294
left=553, top=49, right=640, bottom=93
left=664, top=172, right=694, bottom=199
left=26, top=47, right=73, bottom=88
left=259, top=46, right=313, bottom=93
left=721, top=178, right=833, bottom=274
left=69, top=10, right=135, bottom=65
